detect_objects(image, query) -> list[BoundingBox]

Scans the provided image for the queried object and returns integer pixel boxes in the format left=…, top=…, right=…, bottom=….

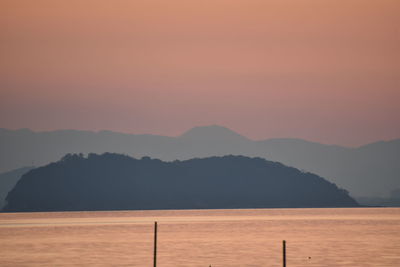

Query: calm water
left=0, top=208, right=399, bottom=266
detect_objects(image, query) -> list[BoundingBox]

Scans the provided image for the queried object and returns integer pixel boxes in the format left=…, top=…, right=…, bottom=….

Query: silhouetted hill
left=1, top=126, right=399, bottom=198
left=0, top=166, right=34, bottom=209
left=4, top=154, right=358, bottom=212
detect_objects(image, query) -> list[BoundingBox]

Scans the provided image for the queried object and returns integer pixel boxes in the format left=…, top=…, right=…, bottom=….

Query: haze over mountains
left=1, top=125, right=399, bottom=198
left=4, top=153, right=358, bottom=212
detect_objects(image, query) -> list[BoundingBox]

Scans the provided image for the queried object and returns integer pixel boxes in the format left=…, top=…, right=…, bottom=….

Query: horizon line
left=1, top=125, right=398, bottom=149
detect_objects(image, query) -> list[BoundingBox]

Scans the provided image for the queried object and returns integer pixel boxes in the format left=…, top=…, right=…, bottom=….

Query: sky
left=1, top=0, right=399, bottom=146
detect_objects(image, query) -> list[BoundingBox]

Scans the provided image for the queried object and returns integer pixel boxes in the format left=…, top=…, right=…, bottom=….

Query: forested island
left=4, top=153, right=359, bottom=212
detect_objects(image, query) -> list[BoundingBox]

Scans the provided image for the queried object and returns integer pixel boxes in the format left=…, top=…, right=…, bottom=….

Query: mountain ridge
left=3, top=126, right=398, bottom=148
left=1, top=126, right=399, bottom=198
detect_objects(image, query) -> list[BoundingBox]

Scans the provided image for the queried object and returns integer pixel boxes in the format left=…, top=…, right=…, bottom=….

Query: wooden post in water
left=282, top=240, right=286, bottom=267
left=153, top=221, right=157, bottom=267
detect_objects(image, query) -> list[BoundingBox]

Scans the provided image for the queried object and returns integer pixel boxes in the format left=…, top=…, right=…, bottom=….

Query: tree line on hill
left=4, top=153, right=359, bottom=212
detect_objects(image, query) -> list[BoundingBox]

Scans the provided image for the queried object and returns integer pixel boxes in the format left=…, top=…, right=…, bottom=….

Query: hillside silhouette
left=4, top=153, right=358, bottom=212
left=1, top=126, right=399, bottom=199
left=0, top=166, right=34, bottom=209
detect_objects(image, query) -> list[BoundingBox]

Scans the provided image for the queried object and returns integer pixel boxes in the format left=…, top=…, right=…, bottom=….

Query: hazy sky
left=1, top=0, right=399, bottom=146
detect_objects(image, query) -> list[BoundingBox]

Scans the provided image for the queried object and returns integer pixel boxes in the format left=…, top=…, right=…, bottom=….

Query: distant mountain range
left=3, top=153, right=358, bottom=212
left=1, top=126, right=399, bottom=198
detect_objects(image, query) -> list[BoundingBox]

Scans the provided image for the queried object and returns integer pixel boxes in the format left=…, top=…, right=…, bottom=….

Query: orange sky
left=1, top=0, right=399, bottom=146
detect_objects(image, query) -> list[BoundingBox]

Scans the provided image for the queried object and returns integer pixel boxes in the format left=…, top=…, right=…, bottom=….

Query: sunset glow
left=1, top=0, right=399, bottom=146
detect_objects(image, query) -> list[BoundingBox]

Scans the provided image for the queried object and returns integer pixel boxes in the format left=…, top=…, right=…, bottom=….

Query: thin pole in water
left=283, top=240, right=286, bottom=267
left=153, top=221, right=157, bottom=267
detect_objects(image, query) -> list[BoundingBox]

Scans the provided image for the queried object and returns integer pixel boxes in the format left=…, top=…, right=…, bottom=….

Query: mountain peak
left=180, top=125, right=248, bottom=141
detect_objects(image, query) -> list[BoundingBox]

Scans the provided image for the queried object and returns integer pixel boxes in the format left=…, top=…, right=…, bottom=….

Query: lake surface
left=0, top=208, right=399, bottom=266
